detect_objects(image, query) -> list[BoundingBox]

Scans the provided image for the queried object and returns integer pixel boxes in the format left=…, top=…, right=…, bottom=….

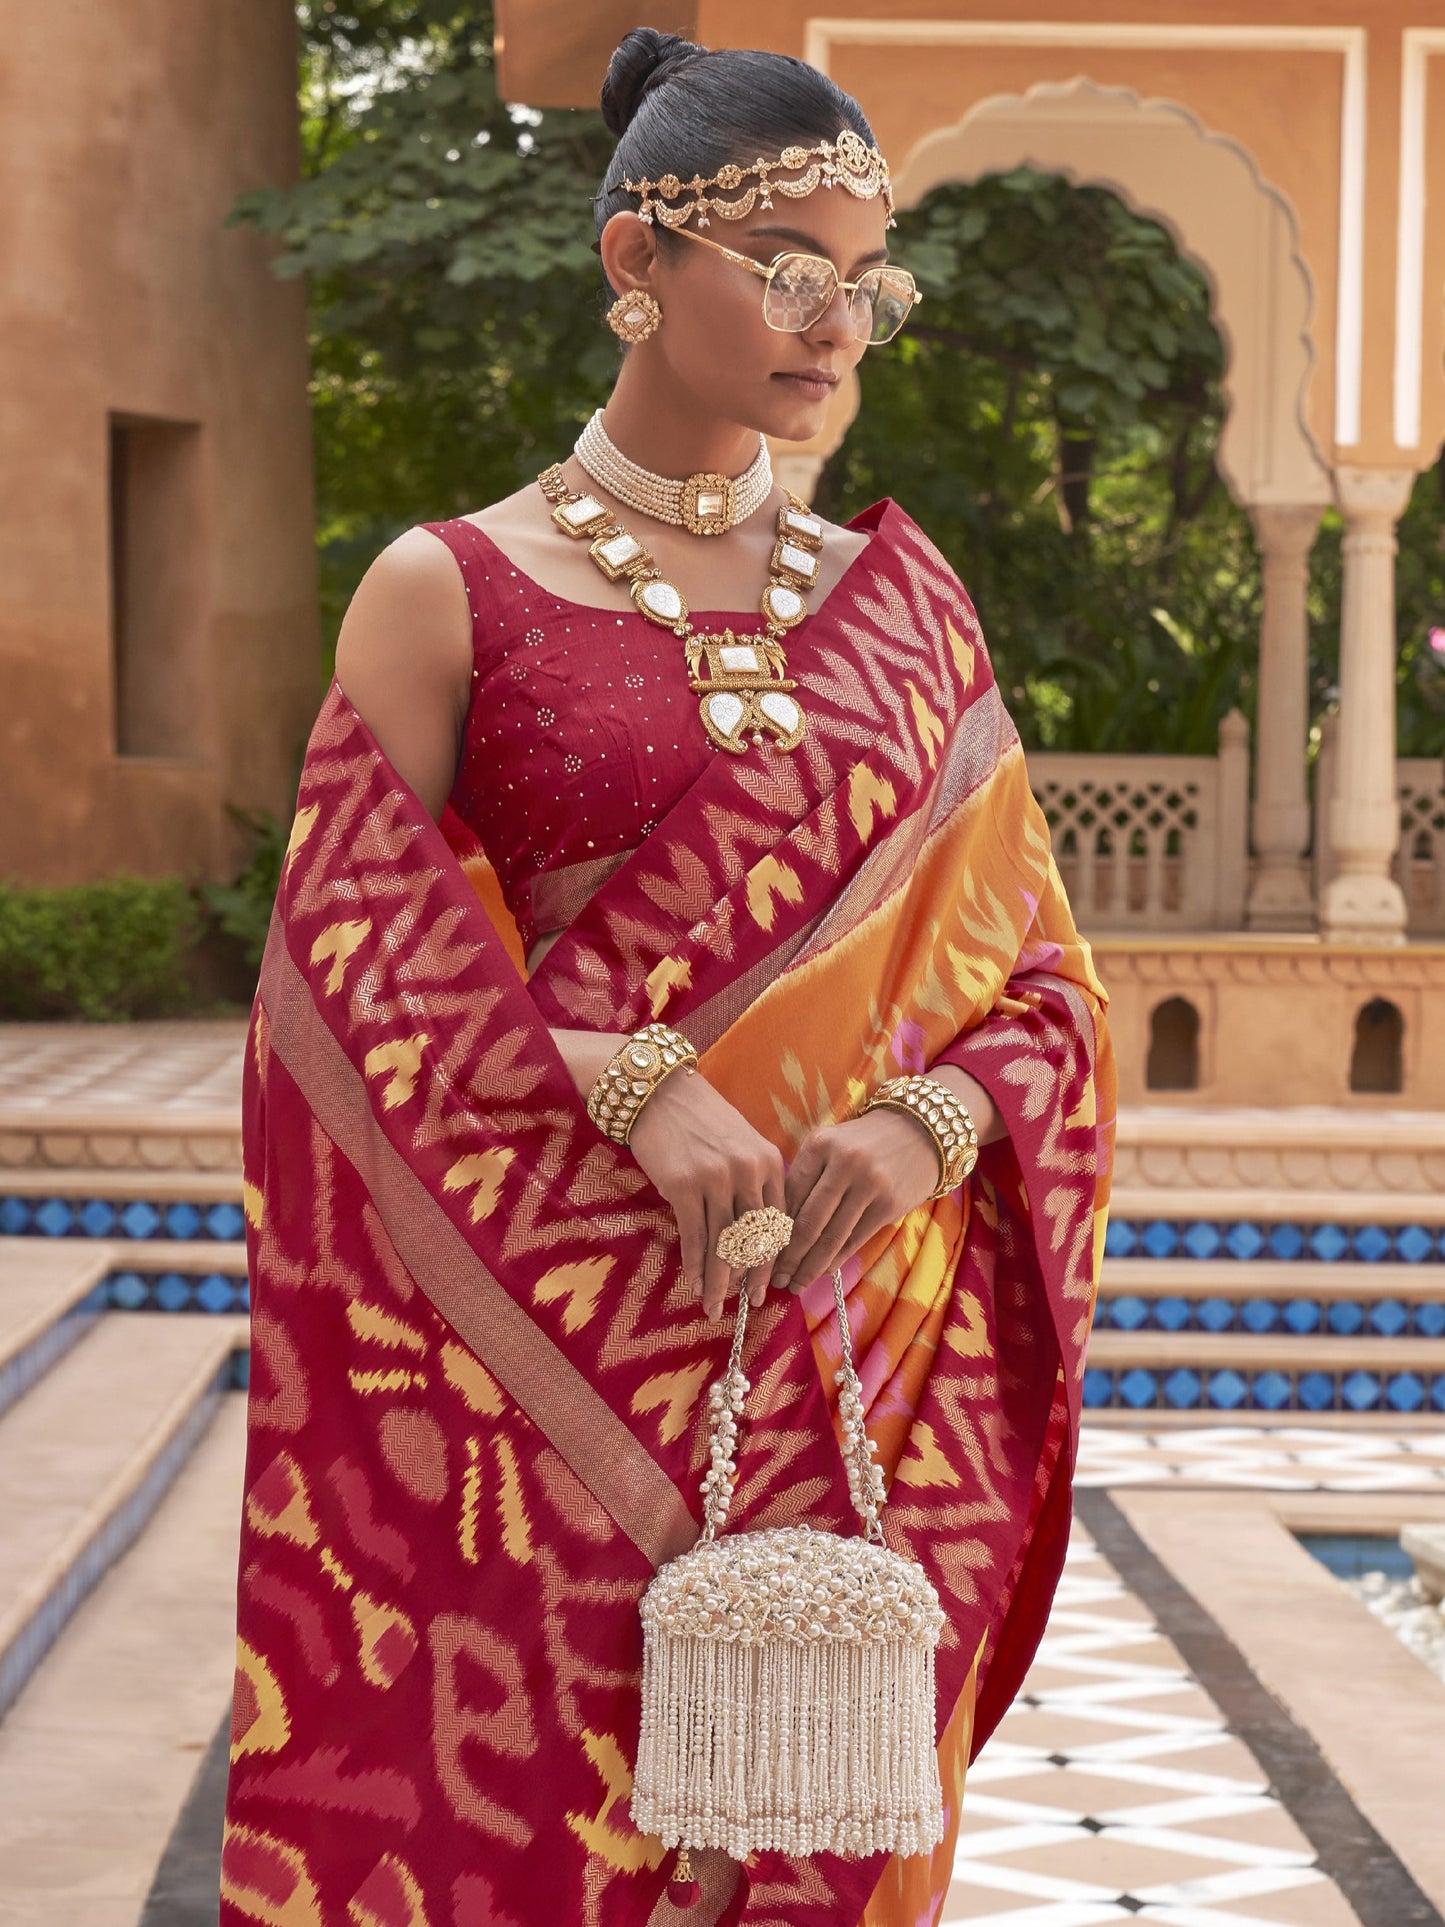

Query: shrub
left=200, top=804, right=289, bottom=970
left=0, top=876, right=202, bottom=1021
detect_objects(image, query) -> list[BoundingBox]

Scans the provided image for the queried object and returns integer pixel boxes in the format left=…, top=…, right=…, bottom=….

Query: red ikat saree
left=220, top=501, right=1116, bottom=1927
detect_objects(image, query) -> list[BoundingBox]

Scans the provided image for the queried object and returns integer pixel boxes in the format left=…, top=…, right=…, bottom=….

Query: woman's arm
left=333, top=529, right=475, bottom=821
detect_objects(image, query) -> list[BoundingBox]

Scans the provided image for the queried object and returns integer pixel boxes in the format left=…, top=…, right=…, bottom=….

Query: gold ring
left=714, top=1205, right=793, bottom=1270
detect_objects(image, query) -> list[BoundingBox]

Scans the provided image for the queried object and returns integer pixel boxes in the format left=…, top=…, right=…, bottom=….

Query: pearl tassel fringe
left=630, top=1268, right=946, bottom=1863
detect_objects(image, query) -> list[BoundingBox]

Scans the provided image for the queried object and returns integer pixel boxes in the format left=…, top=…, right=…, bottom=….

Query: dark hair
left=594, top=29, right=877, bottom=295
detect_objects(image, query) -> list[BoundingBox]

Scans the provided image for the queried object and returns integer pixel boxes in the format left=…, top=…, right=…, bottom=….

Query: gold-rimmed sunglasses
left=668, top=226, right=921, bottom=345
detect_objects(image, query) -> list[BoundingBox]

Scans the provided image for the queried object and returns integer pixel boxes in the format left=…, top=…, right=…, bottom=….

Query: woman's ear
left=599, top=210, right=660, bottom=302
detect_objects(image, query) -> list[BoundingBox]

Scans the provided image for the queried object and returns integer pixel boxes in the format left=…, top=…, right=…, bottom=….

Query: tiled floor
left=0, top=1022, right=245, bottom=1116
left=1077, top=1424, right=1445, bottom=1491
left=947, top=1523, right=1359, bottom=1925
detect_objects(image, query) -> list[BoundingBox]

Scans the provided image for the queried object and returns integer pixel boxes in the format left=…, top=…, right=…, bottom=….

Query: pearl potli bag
left=630, top=1267, right=946, bottom=1904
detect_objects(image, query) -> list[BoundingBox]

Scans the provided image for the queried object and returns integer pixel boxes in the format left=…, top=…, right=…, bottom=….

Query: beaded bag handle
left=698, top=1266, right=887, bottom=1547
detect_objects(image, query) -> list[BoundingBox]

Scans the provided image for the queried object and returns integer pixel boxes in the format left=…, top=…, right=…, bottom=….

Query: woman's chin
left=758, top=381, right=838, bottom=441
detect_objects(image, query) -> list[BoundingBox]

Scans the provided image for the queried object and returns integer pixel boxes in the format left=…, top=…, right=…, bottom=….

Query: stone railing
left=1314, top=712, right=1445, bottom=934
left=1028, top=709, right=1251, bottom=930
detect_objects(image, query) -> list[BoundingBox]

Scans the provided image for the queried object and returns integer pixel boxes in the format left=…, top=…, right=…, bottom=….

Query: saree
left=219, top=498, right=1116, bottom=1927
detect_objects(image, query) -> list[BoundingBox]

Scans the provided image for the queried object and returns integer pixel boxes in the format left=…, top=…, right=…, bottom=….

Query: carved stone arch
left=884, top=77, right=1333, bottom=511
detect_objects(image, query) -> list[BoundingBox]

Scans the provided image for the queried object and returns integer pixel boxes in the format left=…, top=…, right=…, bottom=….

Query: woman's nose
left=804, top=281, right=862, bottom=348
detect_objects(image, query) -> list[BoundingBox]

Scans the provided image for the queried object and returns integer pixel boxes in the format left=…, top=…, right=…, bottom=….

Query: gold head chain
left=622, top=127, right=896, bottom=231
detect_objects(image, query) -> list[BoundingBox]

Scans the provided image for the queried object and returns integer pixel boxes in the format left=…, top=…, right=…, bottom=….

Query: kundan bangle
left=863, top=1073, right=980, bottom=1200
left=587, top=1022, right=698, bottom=1145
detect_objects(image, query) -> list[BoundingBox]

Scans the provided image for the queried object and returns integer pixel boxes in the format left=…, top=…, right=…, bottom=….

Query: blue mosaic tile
left=1155, top=1296, right=1192, bottom=1332
left=1432, top=1378, right=1445, bottom=1413
left=1309, top=1223, right=1349, bottom=1261
left=1140, top=1221, right=1179, bottom=1258
left=1104, top=1220, right=1137, bottom=1257
left=1396, top=1224, right=1433, bottom=1264
left=34, top=1198, right=73, bottom=1237
left=1207, top=1369, right=1248, bottom=1410
left=1252, top=1371, right=1292, bottom=1411
left=1368, top=1299, right=1410, bottom=1337
left=1341, top=1370, right=1382, bottom=1412
left=1109, top=1295, right=1150, bottom=1332
left=1162, top=1368, right=1202, bottom=1408
left=164, top=1202, right=202, bottom=1240
left=1239, top=1299, right=1278, bottom=1334
left=1282, top=1299, right=1322, bottom=1334
left=1297, top=1372, right=1336, bottom=1411
left=196, top=1273, right=240, bottom=1314
left=0, top=1198, right=29, bottom=1234
left=1182, top=1221, right=1222, bottom=1260
left=1417, top=1304, right=1445, bottom=1338
left=120, top=1200, right=160, bottom=1240
left=1081, top=1368, right=1114, bottom=1409
left=1224, top=1221, right=1265, bottom=1261
left=1118, top=1369, right=1158, bottom=1410
left=154, top=1274, right=192, bottom=1312
left=108, top=1272, right=149, bottom=1310
left=1197, top=1297, right=1236, bottom=1333
left=1353, top=1224, right=1392, bottom=1263
left=78, top=1199, right=117, bottom=1237
left=1326, top=1301, right=1365, bottom=1336
left=1266, top=1222, right=1306, bottom=1260
left=1386, top=1373, right=1425, bottom=1413
left=207, top=1202, right=245, bottom=1241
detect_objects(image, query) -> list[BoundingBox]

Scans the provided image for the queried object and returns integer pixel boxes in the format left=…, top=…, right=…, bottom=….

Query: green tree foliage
left=230, top=7, right=1444, bottom=754
left=228, top=2, right=617, bottom=662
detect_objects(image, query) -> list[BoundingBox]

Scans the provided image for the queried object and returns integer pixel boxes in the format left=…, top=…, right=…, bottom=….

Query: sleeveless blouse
left=417, top=505, right=891, bottom=958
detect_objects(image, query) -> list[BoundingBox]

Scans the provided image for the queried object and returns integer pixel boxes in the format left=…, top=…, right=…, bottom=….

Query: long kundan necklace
left=537, top=420, right=827, bottom=755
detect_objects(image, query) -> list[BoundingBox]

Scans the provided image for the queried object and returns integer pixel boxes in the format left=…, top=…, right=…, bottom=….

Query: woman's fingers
left=777, top=1177, right=869, bottom=1297
left=744, top=1161, right=791, bottom=1306
left=700, top=1190, right=738, bottom=1321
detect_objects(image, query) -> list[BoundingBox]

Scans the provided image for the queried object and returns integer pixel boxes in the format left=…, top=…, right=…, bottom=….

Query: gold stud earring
left=607, top=289, right=663, bottom=344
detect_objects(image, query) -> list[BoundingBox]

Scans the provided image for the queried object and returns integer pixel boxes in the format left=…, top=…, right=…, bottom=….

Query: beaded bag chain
left=538, top=463, right=827, bottom=755
left=630, top=1265, right=946, bottom=1898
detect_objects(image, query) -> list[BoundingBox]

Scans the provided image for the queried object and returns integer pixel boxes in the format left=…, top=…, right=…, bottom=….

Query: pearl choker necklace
left=574, top=408, right=773, bottom=536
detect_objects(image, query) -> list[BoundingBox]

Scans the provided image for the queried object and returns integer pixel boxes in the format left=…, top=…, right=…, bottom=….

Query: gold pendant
left=686, top=630, right=805, bottom=754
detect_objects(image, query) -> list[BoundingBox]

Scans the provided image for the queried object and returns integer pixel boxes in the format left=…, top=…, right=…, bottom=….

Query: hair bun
left=600, top=27, right=707, bottom=138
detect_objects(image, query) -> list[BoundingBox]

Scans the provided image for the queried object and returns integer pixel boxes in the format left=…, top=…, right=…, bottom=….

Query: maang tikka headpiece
left=622, top=126, right=896, bottom=232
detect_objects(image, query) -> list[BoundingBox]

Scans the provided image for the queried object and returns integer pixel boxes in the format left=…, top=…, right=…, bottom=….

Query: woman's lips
left=772, top=370, right=838, bottom=400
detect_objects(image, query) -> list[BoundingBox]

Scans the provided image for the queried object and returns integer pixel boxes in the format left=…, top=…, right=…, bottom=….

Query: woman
left=220, top=28, right=1116, bottom=1927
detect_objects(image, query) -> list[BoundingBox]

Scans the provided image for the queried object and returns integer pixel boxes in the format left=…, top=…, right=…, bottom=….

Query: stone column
left=1245, top=504, right=1325, bottom=929
left=1319, top=466, right=1415, bottom=944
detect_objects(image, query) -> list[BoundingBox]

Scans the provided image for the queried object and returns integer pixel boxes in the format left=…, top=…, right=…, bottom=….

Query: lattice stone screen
left=1028, top=711, right=1251, bottom=931
left=1395, top=768, right=1445, bottom=930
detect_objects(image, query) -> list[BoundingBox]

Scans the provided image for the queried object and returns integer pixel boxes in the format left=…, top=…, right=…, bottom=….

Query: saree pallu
left=220, top=501, right=1116, bottom=1927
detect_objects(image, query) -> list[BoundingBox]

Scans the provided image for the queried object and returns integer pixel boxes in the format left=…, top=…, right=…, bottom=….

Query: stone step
left=0, top=1165, right=242, bottom=1206
left=1100, top=1258, right=1444, bottom=1300
left=1084, top=1328, right=1445, bottom=1418
left=1110, top=1187, right=1445, bottom=1224
left=1091, top=1330, right=1445, bottom=1371
left=0, top=1393, right=246, bottom=1926
left=0, top=1241, right=112, bottom=1420
left=0, top=1311, right=248, bottom=1717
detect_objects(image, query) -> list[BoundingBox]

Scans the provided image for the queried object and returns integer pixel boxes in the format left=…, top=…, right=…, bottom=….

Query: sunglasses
left=667, top=226, right=921, bottom=345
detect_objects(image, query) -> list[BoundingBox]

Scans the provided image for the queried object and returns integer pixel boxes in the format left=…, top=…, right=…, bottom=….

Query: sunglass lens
left=860, top=268, right=916, bottom=343
left=764, top=255, right=837, bottom=331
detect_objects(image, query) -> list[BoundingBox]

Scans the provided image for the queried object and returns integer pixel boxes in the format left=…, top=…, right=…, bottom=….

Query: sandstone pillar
left=1246, top=503, right=1325, bottom=929
left=1319, top=466, right=1415, bottom=944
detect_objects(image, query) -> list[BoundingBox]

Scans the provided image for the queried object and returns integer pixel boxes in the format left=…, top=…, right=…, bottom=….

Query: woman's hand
left=627, top=1069, right=789, bottom=1321
left=772, top=1067, right=999, bottom=1294
left=772, top=1107, right=943, bottom=1296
